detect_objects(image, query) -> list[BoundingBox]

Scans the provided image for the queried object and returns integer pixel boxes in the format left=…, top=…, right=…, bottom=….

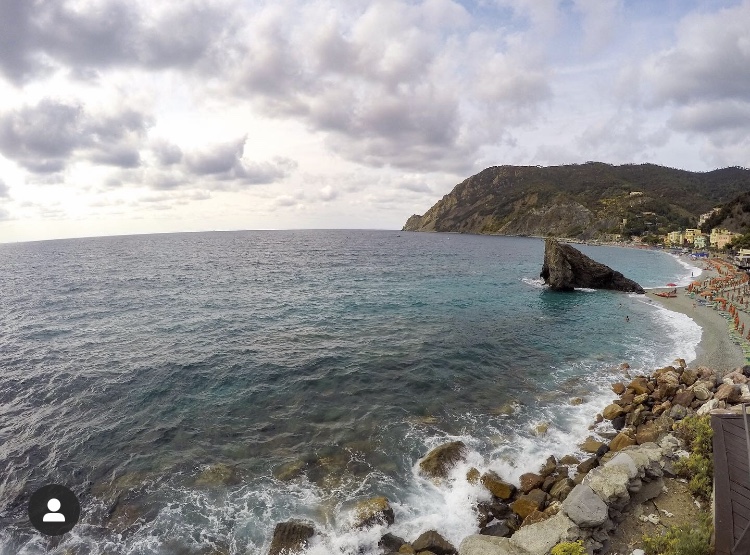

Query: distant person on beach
left=625, top=315, right=629, bottom=322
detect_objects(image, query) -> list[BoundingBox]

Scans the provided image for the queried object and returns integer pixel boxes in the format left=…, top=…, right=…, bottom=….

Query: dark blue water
left=0, top=231, right=701, bottom=554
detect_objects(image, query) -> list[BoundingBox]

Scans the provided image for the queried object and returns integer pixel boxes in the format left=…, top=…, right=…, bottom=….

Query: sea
left=0, top=230, right=702, bottom=555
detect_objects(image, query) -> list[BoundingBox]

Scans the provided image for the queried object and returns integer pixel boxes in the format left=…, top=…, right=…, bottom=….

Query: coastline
left=647, top=289, right=745, bottom=370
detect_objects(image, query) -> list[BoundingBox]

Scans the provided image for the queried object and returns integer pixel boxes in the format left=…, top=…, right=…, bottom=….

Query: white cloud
left=0, top=0, right=749, bottom=241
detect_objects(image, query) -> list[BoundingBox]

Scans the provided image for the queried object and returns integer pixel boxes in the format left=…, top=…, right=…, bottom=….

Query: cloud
left=0, top=99, right=150, bottom=173
left=0, top=180, right=9, bottom=198
left=572, top=0, right=622, bottom=54
left=185, top=138, right=245, bottom=176
left=319, top=185, right=338, bottom=201
left=645, top=2, right=750, bottom=105
left=152, top=140, right=183, bottom=166
left=225, top=0, right=552, bottom=173
left=397, top=181, right=434, bottom=194
left=637, top=1, right=750, bottom=163
left=0, top=0, right=234, bottom=83
left=183, top=138, right=297, bottom=185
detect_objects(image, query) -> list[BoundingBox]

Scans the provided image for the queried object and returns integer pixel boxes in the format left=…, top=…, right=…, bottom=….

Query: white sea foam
left=521, top=277, right=547, bottom=289
left=630, top=293, right=702, bottom=365
left=667, top=253, right=703, bottom=286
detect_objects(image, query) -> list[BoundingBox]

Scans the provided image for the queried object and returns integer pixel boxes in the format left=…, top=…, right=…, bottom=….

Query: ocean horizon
left=0, top=230, right=702, bottom=554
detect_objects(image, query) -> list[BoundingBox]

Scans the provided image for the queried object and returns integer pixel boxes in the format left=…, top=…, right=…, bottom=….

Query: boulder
left=549, top=478, right=575, bottom=501
left=511, top=489, right=548, bottom=520
left=628, top=378, right=650, bottom=396
left=481, top=471, right=516, bottom=500
left=561, top=484, right=608, bottom=527
left=419, top=442, right=467, bottom=480
left=412, top=531, right=457, bottom=555
left=509, top=513, right=579, bottom=555
left=559, top=455, right=579, bottom=466
left=611, top=414, right=626, bottom=431
left=724, top=370, right=748, bottom=384
left=715, top=383, right=741, bottom=403
left=576, top=456, right=599, bottom=474
left=581, top=436, right=605, bottom=453
left=635, top=421, right=663, bottom=445
left=612, top=382, right=626, bottom=395
left=519, top=473, right=544, bottom=494
left=668, top=405, right=688, bottom=420
left=602, top=404, right=624, bottom=420
left=480, top=522, right=512, bottom=538
left=680, top=369, right=698, bottom=386
left=352, top=496, right=395, bottom=528
left=609, top=432, right=636, bottom=452
left=696, top=399, right=720, bottom=416
left=268, top=520, right=315, bottom=555
left=539, top=239, right=644, bottom=293
left=476, top=500, right=512, bottom=527
left=459, top=535, right=529, bottom=555
left=539, top=456, right=557, bottom=478
left=693, top=384, right=711, bottom=401
left=466, top=468, right=480, bottom=484
left=585, top=465, right=630, bottom=505
left=672, top=390, right=695, bottom=407
left=381, top=534, right=407, bottom=552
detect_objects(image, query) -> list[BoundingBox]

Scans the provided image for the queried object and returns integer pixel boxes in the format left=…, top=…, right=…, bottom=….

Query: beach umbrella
left=700, top=291, right=713, bottom=297
left=666, top=283, right=677, bottom=287
left=714, top=297, right=727, bottom=302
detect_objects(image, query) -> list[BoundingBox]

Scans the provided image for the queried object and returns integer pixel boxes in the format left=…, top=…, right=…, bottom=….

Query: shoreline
left=647, top=289, right=745, bottom=370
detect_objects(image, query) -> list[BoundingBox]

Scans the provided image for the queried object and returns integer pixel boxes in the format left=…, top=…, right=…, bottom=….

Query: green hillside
left=402, top=163, right=750, bottom=240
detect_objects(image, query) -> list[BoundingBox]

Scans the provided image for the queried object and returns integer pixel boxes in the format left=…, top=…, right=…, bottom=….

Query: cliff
left=402, top=163, right=750, bottom=239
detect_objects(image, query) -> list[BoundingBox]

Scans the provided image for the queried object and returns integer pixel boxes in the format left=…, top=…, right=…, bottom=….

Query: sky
left=0, top=0, right=749, bottom=242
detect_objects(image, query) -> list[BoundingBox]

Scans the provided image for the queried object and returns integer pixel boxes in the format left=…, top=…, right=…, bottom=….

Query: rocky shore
left=268, top=358, right=750, bottom=555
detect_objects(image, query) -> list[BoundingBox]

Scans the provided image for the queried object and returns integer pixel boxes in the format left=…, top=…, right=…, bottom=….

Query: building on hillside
left=698, top=207, right=722, bottom=227
left=693, top=234, right=708, bottom=249
left=710, top=228, right=741, bottom=249
left=667, top=231, right=684, bottom=246
left=683, top=228, right=701, bottom=244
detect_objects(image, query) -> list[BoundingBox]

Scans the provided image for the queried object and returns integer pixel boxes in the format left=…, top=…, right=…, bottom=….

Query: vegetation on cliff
left=402, top=163, right=750, bottom=240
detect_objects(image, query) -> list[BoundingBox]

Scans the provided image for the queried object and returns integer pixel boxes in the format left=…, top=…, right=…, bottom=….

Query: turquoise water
left=0, top=231, right=700, bottom=554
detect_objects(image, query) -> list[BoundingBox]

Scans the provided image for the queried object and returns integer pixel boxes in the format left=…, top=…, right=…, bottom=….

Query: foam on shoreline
left=647, top=289, right=744, bottom=371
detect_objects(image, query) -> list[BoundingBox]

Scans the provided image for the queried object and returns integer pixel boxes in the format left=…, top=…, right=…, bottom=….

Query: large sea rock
left=540, top=239, right=644, bottom=293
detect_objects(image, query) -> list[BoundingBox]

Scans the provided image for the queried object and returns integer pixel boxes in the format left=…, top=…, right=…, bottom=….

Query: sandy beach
left=647, top=260, right=749, bottom=371
left=647, top=289, right=746, bottom=370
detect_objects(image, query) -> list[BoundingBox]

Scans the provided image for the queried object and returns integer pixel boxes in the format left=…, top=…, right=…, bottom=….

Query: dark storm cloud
left=0, top=99, right=150, bottom=173
left=0, top=0, right=230, bottom=83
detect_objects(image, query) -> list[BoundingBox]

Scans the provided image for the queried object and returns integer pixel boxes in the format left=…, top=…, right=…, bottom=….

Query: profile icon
left=28, top=484, right=80, bottom=535
left=43, top=498, right=65, bottom=522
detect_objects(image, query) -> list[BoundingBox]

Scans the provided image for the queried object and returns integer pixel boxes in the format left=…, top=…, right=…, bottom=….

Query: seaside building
left=683, top=228, right=701, bottom=244
left=736, top=248, right=750, bottom=269
left=710, top=228, right=741, bottom=249
left=693, top=234, right=708, bottom=249
left=667, top=231, right=684, bottom=246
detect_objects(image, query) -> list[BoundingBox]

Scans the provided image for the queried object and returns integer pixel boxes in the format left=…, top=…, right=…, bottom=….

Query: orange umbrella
left=714, top=297, right=727, bottom=302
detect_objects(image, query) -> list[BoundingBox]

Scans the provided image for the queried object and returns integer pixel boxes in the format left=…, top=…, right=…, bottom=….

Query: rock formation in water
left=540, top=238, right=645, bottom=293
